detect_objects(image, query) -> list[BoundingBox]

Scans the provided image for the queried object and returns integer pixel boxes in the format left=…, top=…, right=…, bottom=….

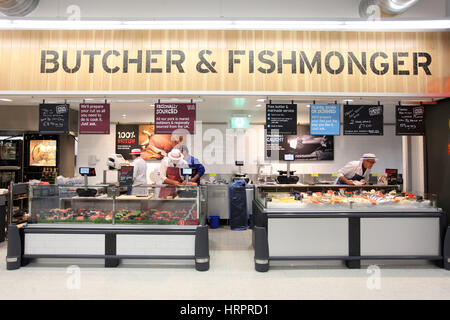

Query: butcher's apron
left=159, top=166, right=183, bottom=199
left=337, top=173, right=365, bottom=185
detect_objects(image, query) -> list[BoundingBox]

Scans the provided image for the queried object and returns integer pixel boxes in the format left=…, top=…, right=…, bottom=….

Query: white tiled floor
left=0, top=226, right=449, bottom=300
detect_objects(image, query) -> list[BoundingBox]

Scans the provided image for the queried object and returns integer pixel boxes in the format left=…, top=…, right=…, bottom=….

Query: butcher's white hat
left=168, top=148, right=183, bottom=161
left=361, top=153, right=377, bottom=161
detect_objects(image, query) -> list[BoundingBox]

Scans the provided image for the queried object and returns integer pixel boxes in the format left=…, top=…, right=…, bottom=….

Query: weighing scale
left=77, top=167, right=98, bottom=197
left=232, top=161, right=250, bottom=183
left=276, top=154, right=299, bottom=184
left=181, top=167, right=193, bottom=182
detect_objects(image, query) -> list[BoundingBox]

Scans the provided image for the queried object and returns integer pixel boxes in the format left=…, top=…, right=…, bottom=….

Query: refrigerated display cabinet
left=6, top=184, right=209, bottom=271
left=252, top=185, right=450, bottom=272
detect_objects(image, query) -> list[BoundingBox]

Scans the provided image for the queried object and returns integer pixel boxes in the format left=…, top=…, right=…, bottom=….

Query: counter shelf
left=6, top=184, right=209, bottom=271
left=252, top=185, right=449, bottom=272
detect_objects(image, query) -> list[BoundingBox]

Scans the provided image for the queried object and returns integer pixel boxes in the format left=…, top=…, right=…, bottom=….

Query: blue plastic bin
left=209, top=215, right=220, bottom=229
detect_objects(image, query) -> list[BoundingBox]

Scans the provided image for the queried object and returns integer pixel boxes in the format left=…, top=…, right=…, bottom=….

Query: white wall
left=76, top=120, right=403, bottom=184
left=186, top=123, right=403, bottom=176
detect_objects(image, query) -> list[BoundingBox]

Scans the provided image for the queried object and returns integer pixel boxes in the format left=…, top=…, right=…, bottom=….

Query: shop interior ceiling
left=0, top=0, right=448, bottom=20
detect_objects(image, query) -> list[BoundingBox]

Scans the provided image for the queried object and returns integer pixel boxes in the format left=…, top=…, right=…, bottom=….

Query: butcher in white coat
left=130, top=149, right=147, bottom=186
left=335, top=153, right=377, bottom=185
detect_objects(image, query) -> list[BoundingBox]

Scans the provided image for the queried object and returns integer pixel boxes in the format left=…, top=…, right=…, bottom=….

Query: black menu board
left=119, top=166, right=134, bottom=187
left=344, top=105, right=383, bottom=135
left=266, top=104, right=297, bottom=135
left=39, top=104, right=70, bottom=134
left=396, top=105, right=425, bottom=136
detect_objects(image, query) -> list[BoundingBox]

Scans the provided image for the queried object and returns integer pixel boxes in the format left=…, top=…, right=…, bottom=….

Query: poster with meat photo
left=116, top=124, right=185, bottom=161
left=138, top=124, right=184, bottom=160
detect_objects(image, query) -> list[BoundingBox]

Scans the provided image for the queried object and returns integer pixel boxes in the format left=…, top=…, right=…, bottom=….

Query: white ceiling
left=23, top=0, right=450, bottom=20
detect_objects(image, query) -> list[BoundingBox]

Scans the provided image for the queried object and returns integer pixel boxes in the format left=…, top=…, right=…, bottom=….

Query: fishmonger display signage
left=155, top=103, right=196, bottom=134
left=343, top=105, right=384, bottom=135
left=265, top=124, right=334, bottom=161
left=310, top=104, right=340, bottom=136
left=396, top=105, right=425, bottom=136
left=266, top=104, right=297, bottom=135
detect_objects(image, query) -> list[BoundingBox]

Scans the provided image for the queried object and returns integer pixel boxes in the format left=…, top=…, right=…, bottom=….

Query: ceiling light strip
left=0, top=19, right=448, bottom=31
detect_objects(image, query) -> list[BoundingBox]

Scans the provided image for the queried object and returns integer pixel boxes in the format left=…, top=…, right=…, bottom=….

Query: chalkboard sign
left=119, top=166, right=134, bottom=187
left=343, top=105, right=383, bottom=135
left=266, top=104, right=297, bottom=135
left=396, top=105, right=425, bottom=136
left=39, top=104, right=70, bottom=134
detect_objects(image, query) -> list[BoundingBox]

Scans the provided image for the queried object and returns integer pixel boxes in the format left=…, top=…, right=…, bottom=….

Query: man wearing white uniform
left=335, top=153, right=377, bottom=185
left=130, top=149, right=147, bottom=186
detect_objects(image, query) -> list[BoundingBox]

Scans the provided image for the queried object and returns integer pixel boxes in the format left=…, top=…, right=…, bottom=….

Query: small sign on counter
left=119, top=166, right=134, bottom=187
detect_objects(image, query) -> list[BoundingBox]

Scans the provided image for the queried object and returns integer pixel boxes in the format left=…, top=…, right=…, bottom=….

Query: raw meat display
left=30, top=207, right=198, bottom=225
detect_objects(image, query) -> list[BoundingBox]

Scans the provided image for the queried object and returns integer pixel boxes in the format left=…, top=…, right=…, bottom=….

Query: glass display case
left=28, top=184, right=205, bottom=226
left=255, top=185, right=439, bottom=212
left=252, top=185, right=446, bottom=272
left=7, top=183, right=210, bottom=271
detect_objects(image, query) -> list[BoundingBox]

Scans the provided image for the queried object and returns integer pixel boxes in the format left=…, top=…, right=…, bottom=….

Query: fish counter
left=252, top=185, right=449, bottom=272
left=6, top=184, right=209, bottom=271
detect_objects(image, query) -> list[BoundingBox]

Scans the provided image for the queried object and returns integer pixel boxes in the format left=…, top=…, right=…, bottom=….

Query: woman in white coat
left=335, top=153, right=377, bottom=185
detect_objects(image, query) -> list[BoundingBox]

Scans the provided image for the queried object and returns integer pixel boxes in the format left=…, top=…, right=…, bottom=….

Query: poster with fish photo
left=265, top=125, right=334, bottom=161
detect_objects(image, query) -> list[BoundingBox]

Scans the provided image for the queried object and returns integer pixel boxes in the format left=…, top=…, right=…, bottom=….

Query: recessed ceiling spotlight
left=0, top=98, right=12, bottom=102
left=343, top=99, right=354, bottom=103
left=256, top=104, right=262, bottom=107
left=256, top=98, right=266, bottom=102
left=122, top=114, right=127, bottom=118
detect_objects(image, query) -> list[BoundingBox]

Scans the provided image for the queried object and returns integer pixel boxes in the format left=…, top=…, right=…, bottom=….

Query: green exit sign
left=231, top=117, right=250, bottom=129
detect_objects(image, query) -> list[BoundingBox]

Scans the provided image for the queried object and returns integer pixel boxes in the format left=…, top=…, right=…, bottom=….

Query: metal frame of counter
left=0, top=194, right=6, bottom=242
left=6, top=223, right=209, bottom=271
left=252, top=199, right=449, bottom=272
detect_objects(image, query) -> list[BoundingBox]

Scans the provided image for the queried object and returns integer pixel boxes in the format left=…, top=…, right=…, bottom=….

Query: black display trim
left=269, top=255, right=443, bottom=261
left=23, top=254, right=196, bottom=260
left=347, top=217, right=361, bottom=269
left=105, top=233, right=118, bottom=267
left=0, top=202, right=6, bottom=242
